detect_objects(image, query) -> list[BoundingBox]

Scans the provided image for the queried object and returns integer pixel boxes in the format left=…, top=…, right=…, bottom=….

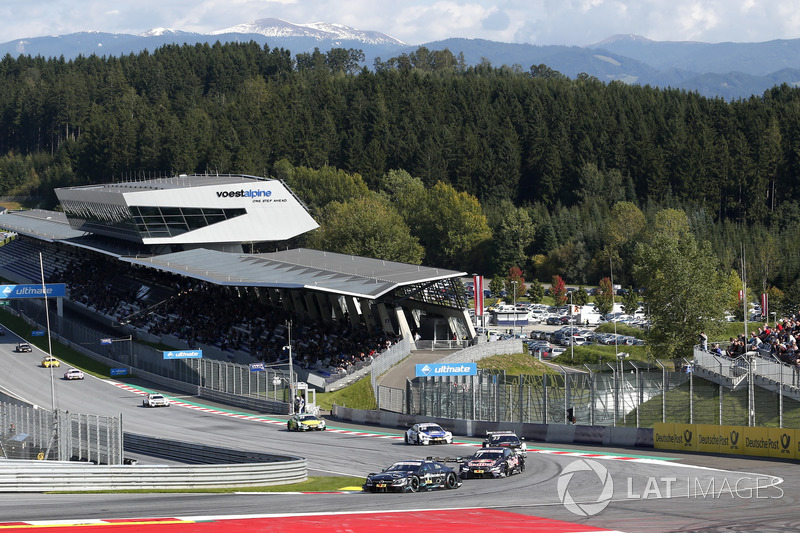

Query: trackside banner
left=163, top=350, right=203, bottom=359
left=654, top=423, right=797, bottom=460
left=416, top=363, right=477, bottom=377
left=0, top=284, right=66, bottom=299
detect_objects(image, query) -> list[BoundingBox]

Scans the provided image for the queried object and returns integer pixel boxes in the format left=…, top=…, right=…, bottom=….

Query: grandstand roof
left=0, top=209, right=81, bottom=242
left=122, top=248, right=466, bottom=299
left=0, top=210, right=466, bottom=299
left=60, top=174, right=273, bottom=193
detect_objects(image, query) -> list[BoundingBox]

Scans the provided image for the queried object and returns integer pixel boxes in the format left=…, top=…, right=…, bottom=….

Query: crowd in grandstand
left=711, top=319, right=800, bottom=371
left=51, top=251, right=400, bottom=381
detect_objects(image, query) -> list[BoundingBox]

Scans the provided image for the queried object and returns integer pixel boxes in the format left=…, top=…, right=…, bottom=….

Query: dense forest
left=1, top=41, right=799, bottom=309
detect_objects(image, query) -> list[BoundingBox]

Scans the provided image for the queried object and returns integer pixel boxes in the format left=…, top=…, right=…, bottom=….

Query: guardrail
left=0, top=434, right=307, bottom=492
left=332, top=404, right=653, bottom=448
left=198, top=388, right=289, bottom=415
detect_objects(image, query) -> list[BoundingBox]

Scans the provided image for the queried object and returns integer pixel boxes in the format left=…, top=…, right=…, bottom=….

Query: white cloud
left=0, top=0, right=798, bottom=46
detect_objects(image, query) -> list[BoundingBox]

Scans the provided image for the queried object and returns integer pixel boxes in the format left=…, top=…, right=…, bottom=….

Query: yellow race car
left=41, top=356, right=61, bottom=368
left=287, top=413, right=326, bottom=431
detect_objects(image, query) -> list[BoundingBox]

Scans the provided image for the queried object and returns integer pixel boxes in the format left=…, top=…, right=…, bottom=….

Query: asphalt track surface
left=0, top=332, right=798, bottom=532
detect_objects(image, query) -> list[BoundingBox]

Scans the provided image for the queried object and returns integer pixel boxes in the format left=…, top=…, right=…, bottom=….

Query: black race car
left=459, top=447, right=525, bottom=479
left=482, top=431, right=528, bottom=457
left=363, top=459, right=462, bottom=493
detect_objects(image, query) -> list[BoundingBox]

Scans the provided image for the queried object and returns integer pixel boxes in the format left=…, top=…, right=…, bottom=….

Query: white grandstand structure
left=0, top=175, right=475, bottom=376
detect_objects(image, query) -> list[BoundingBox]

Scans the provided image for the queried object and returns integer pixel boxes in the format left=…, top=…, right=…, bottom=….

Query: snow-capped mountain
left=3, top=22, right=800, bottom=100
left=139, top=28, right=196, bottom=38
left=211, top=18, right=404, bottom=46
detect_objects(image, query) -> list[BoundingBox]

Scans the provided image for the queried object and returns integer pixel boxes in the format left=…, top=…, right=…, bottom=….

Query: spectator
left=698, top=332, right=708, bottom=351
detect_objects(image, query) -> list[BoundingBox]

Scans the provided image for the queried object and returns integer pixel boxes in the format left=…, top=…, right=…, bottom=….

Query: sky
left=1, top=0, right=799, bottom=46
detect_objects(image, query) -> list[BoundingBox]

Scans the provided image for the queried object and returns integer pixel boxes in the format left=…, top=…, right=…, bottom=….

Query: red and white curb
left=111, top=381, right=662, bottom=463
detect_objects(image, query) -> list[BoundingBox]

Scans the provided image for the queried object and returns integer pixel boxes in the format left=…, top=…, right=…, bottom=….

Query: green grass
left=623, top=378, right=800, bottom=428
left=550, top=344, right=655, bottom=367
left=57, top=476, right=365, bottom=494
left=594, top=322, right=644, bottom=338
left=0, top=309, right=117, bottom=378
left=317, top=375, right=377, bottom=411
left=477, top=352, right=558, bottom=376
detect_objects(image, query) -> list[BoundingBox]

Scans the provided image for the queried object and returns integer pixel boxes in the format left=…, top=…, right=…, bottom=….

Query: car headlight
left=393, top=478, right=407, bottom=485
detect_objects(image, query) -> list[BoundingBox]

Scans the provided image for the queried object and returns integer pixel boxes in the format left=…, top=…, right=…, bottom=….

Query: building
left=0, top=175, right=474, bottom=354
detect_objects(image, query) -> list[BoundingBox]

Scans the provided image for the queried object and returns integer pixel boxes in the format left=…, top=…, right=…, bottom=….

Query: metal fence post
left=780, top=361, right=784, bottom=428
left=584, top=365, right=595, bottom=426
left=558, top=366, right=569, bottom=425
left=655, top=360, right=666, bottom=423
left=471, top=374, right=476, bottom=421
left=606, top=362, right=617, bottom=426
left=542, top=373, right=548, bottom=424
left=717, top=358, right=723, bottom=425
left=635, top=363, right=641, bottom=428
left=683, top=358, right=693, bottom=424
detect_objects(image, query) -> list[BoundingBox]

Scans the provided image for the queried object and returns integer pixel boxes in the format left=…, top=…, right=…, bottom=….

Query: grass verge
left=0, top=309, right=116, bottom=378
left=478, top=352, right=558, bottom=376
left=316, top=375, right=376, bottom=411
left=623, top=378, right=800, bottom=428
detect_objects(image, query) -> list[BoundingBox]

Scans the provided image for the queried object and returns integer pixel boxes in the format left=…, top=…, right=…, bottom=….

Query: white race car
left=142, top=393, right=170, bottom=407
left=405, top=422, right=453, bottom=445
left=63, top=368, right=85, bottom=380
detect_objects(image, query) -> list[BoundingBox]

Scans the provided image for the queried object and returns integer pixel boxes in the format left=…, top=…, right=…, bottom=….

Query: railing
left=369, top=337, right=412, bottom=400
left=1, top=401, right=122, bottom=464
left=378, top=361, right=693, bottom=427
left=0, top=433, right=306, bottom=492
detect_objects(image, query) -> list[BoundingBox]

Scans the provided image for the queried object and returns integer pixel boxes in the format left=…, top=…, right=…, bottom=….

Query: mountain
left=210, top=18, right=405, bottom=46
left=589, top=34, right=800, bottom=76
left=2, top=22, right=800, bottom=100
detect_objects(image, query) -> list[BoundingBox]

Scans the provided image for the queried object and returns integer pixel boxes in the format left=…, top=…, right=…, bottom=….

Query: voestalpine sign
left=0, top=284, right=66, bottom=299
left=163, top=350, right=203, bottom=359
left=415, top=363, right=477, bottom=377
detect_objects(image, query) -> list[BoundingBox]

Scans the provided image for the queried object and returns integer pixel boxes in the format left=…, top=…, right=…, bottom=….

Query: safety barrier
left=332, top=404, right=653, bottom=448
left=0, top=434, right=306, bottom=492
left=655, top=423, right=798, bottom=460
left=198, top=387, right=289, bottom=414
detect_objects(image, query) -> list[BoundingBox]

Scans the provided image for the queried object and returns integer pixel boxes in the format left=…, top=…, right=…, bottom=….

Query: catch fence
left=0, top=401, right=122, bottom=464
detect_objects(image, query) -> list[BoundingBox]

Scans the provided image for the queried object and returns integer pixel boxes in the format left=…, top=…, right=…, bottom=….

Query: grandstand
left=0, top=174, right=473, bottom=388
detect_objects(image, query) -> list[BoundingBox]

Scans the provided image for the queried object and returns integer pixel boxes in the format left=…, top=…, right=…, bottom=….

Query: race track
left=0, top=332, right=798, bottom=532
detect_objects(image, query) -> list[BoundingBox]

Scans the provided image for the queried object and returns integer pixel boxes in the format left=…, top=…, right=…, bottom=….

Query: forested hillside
left=1, top=41, right=799, bottom=310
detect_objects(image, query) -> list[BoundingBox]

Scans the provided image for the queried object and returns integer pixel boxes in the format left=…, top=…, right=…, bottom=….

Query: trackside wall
left=331, top=405, right=654, bottom=448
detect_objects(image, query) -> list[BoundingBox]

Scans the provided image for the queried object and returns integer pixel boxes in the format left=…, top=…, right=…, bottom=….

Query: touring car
left=63, top=368, right=85, bottom=380
left=287, top=413, right=326, bottom=431
left=16, top=342, right=32, bottom=353
left=41, top=355, right=60, bottom=368
left=482, top=430, right=528, bottom=457
left=460, top=447, right=525, bottom=479
left=405, top=422, right=453, bottom=445
left=142, top=393, right=170, bottom=407
left=363, top=459, right=461, bottom=493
